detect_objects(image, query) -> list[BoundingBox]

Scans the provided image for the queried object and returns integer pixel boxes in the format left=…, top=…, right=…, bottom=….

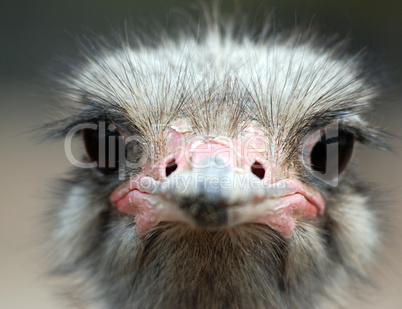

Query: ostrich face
left=48, top=27, right=385, bottom=309
left=110, top=119, right=327, bottom=236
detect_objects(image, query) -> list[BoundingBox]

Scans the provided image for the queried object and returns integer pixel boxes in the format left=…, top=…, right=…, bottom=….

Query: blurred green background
left=0, top=1, right=401, bottom=308
left=1, top=0, right=402, bottom=82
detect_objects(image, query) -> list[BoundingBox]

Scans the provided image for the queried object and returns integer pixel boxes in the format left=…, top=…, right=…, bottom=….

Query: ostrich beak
left=111, top=136, right=325, bottom=236
left=152, top=164, right=298, bottom=229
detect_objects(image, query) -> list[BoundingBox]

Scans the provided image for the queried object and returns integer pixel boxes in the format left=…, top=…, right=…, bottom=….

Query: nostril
left=165, top=159, right=178, bottom=177
left=251, top=161, right=265, bottom=180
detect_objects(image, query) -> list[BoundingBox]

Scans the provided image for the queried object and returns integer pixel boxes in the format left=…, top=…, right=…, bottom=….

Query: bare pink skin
left=110, top=121, right=325, bottom=236
left=254, top=193, right=321, bottom=236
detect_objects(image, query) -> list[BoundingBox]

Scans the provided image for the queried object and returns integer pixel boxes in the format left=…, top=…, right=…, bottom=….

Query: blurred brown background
left=0, top=0, right=401, bottom=308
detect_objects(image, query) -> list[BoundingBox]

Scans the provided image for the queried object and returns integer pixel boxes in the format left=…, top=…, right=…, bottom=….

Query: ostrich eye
left=305, top=129, right=355, bottom=180
left=82, top=123, right=126, bottom=174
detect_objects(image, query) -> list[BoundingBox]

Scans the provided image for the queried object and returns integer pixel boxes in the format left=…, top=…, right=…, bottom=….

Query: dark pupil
left=82, top=125, right=125, bottom=174
left=310, top=130, right=354, bottom=178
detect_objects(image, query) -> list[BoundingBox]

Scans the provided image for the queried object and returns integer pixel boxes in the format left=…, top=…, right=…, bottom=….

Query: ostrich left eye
left=82, top=123, right=126, bottom=174
left=303, top=129, right=355, bottom=180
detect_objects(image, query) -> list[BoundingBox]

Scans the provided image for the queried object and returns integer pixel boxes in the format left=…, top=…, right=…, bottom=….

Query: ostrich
left=45, top=15, right=386, bottom=309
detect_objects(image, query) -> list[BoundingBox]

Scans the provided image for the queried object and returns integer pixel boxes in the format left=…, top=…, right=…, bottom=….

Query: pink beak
left=111, top=133, right=325, bottom=236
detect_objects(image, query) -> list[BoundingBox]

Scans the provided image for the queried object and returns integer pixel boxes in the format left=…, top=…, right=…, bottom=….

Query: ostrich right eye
left=82, top=124, right=126, bottom=174
left=303, top=129, right=355, bottom=182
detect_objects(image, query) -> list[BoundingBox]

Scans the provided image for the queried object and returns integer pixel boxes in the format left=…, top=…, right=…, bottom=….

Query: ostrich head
left=46, top=18, right=386, bottom=309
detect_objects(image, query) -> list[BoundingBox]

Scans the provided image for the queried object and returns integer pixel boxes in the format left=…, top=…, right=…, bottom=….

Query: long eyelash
left=338, top=124, right=392, bottom=151
left=39, top=106, right=139, bottom=140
